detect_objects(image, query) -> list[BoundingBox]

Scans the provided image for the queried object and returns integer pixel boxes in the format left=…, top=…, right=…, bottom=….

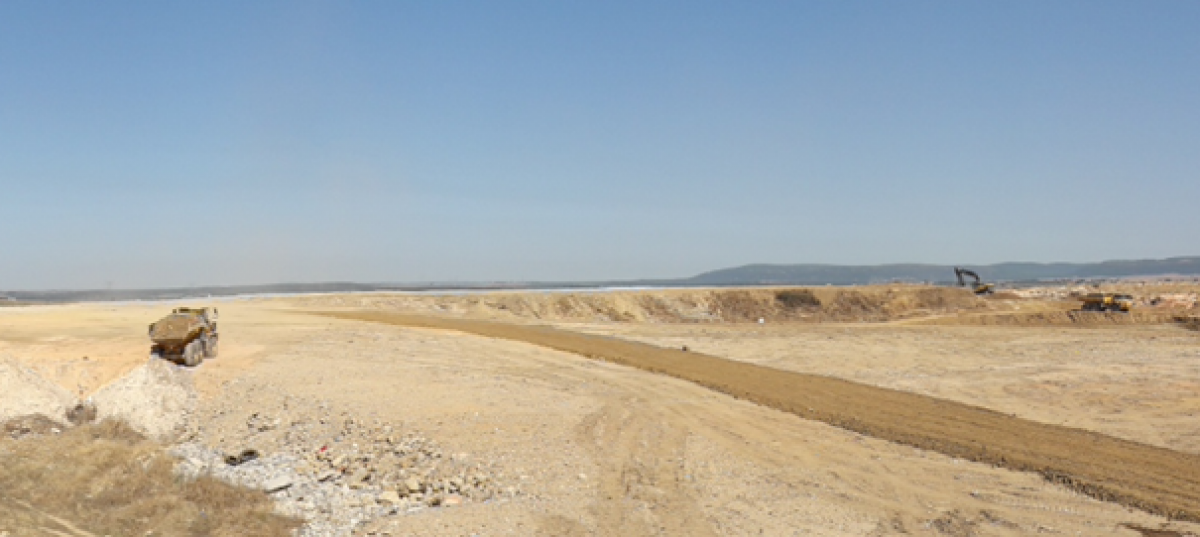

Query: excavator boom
left=954, top=267, right=994, bottom=295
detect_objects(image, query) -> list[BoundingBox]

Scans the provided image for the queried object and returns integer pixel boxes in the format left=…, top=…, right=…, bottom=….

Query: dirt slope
left=292, top=286, right=997, bottom=323
left=325, top=311, right=1200, bottom=522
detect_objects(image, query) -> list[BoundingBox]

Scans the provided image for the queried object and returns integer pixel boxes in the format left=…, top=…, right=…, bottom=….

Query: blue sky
left=2, top=2, right=1197, bottom=289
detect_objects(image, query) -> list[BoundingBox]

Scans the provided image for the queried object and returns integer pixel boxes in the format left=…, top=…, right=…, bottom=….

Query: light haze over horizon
left=3, top=2, right=1198, bottom=290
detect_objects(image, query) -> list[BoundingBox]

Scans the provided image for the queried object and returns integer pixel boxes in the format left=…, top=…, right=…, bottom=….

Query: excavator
left=954, top=267, right=995, bottom=295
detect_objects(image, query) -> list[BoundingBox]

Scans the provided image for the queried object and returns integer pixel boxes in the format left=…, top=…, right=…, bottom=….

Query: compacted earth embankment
left=293, top=284, right=1195, bottom=329
left=325, top=310, right=1200, bottom=522
left=912, top=310, right=1180, bottom=327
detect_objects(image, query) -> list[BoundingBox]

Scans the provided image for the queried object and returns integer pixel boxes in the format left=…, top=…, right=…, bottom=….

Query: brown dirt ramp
left=324, top=311, right=1200, bottom=522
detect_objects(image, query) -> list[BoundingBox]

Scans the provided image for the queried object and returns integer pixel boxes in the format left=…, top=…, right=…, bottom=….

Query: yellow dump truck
left=1079, top=293, right=1133, bottom=313
left=149, top=307, right=219, bottom=366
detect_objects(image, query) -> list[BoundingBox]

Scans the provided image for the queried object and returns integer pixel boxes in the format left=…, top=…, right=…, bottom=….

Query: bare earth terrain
left=2, top=284, right=1199, bottom=536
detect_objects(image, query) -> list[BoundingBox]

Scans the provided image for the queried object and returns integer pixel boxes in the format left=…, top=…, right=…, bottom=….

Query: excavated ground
left=909, top=310, right=1180, bottom=327
left=290, top=284, right=1196, bottom=328
left=4, top=288, right=1200, bottom=535
left=324, top=310, right=1200, bottom=522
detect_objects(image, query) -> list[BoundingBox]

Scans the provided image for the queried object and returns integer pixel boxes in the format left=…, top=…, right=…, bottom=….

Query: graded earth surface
left=2, top=284, right=1199, bottom=536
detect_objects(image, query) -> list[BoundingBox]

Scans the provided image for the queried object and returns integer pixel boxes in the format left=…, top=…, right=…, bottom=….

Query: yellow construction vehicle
left=1079, top=293, right=1133, bottom=312
left=149, top=307, right=219, bottom=366
left=954, top=267, right=995, bottom=295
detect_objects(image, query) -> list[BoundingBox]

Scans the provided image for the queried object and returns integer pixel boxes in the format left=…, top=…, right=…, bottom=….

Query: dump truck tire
left=183, top=340, right=203, bottom=367
left=205, top=336, right=218, bottom=358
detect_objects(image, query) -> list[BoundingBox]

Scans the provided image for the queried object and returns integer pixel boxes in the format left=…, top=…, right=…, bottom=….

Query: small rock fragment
left=405, top=477, right=422, bottom=493
left=263, top=476, right=292, bottom=493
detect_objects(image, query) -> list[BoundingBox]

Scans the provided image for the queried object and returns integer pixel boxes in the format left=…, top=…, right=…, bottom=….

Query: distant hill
left=5, top=256, right=1199, bottom=304
left=683, top=256, right=1200, bottom=286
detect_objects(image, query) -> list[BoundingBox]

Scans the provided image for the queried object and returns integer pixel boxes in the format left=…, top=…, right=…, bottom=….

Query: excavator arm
left=954, top=267, right=981, bottom=286
left=954, top=267, right=994, bottom=295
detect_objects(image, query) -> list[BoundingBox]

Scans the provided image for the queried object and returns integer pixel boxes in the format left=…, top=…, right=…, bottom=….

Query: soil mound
left=327, top=311, right=1200, bottom=522
left=0, top=355, right=77, bottom=424
left=89, top=359, right=196, bottom=442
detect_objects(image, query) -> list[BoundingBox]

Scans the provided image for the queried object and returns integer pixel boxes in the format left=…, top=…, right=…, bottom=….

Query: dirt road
left=326, top=311, right=1200, bottom=522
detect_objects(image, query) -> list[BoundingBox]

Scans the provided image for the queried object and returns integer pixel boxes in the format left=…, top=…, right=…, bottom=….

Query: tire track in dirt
left=575, top=401, right=718, bottom=537
left=321, top=311, right=1200, bottom=522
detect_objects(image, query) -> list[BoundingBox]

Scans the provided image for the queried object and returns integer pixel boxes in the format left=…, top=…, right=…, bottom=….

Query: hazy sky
left=2, top=2, right=1198, bottom=289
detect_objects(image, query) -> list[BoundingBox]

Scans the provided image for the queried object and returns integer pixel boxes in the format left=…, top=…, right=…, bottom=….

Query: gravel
left=2, top=356, right=518, bottom=536
left=174, top=392, right=516, bottom=537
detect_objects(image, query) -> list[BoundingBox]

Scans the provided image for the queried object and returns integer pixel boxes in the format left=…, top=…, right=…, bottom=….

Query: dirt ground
left=324, top=311, right=1200, bottom=522
left=2, top=286, right=1200, bottom=536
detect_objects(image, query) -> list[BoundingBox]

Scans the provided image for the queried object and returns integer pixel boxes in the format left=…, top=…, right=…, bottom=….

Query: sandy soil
left=326, top=311, right=1200, bottom=522
left=2, top=293, right=1200, bottom=536
left=562, top=322, right=1200, bottom=456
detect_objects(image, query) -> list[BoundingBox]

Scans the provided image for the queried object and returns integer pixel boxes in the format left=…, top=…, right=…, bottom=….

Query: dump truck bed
left=149, top=313, right=206, bottom=346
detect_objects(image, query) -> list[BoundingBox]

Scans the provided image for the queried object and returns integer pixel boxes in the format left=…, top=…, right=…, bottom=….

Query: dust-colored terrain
left=2, top=284, right=1199, bottom=536
left=324, top=310, right=1200, bottom=522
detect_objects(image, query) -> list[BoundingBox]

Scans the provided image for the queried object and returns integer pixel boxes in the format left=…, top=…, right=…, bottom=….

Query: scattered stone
left=263, top=475, right=293, bottom=493
left=405, top=477, right=422, bottom=493
left=2, top=414, right=66, bottom=440
left=225, top=449, right=260, bottom=466
left=66, top=402, right=97, bottom=425
left=175, top=388, right=515, bottom=536
left=186, top=457, right=207, bottom=472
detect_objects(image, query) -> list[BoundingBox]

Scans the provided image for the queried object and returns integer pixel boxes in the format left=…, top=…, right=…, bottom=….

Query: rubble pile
left=177, top=400, right=515, bottom=537
left=1148, top=293, right=1200, bottom=309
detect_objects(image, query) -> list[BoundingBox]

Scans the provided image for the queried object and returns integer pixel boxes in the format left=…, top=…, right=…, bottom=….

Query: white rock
left=405, top=477, right=422, bottom=493
left=264, top=476, right=293, bottom=493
